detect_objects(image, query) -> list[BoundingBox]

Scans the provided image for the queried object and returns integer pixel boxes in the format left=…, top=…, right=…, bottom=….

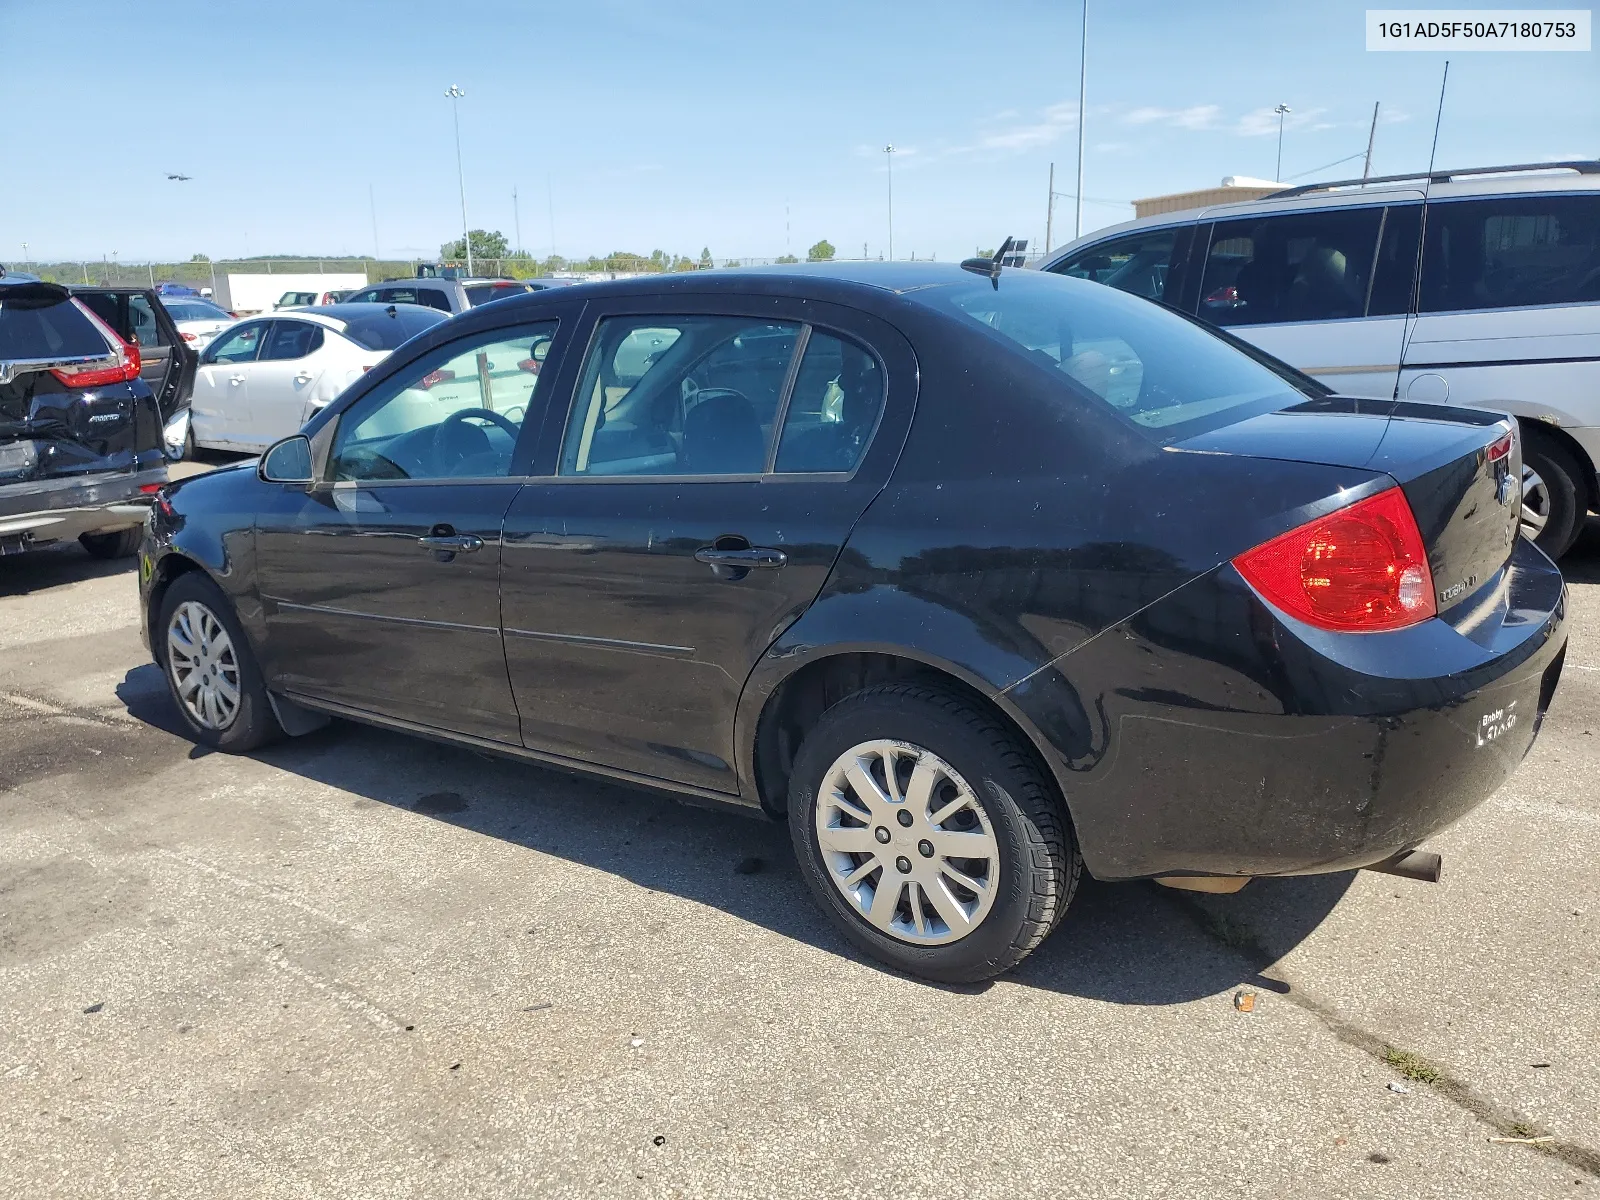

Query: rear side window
left=1199, top=207, right=1383, bottom=326
left=128, top=294, right=168, bottom=347
left=1420, top=194, right=1600, bottom=312
left=75, top=292, right=123, bottom=337
left=0, top=295, right=112, bottom=359
left=774, top=333, right=884, bottom=473
left=261, top=321, right=325, bottom=361
left=925, top=272, right=1304, bottom=443
left=1052, top=228, right=1180, bottom=302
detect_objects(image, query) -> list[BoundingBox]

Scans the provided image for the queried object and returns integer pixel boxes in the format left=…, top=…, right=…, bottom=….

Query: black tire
left=1521, top=432, right=1586, bottom=560
left=182, top=423, right=196, bottom=461
left=78, top=527, right=143, bottom=559
left=787, top=683, right=1081, bottom=983
left=156, top=572, right=284, bottom=752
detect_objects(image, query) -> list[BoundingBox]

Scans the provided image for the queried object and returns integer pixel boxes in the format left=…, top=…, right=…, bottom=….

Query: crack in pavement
left=1160, top=886, right=1600, bottom=1180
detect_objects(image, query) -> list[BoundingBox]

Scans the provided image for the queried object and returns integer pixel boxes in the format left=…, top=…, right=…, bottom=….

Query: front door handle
left=229, top=374, right=245, bottom=384
left=294, top=372, right=313, bottom=384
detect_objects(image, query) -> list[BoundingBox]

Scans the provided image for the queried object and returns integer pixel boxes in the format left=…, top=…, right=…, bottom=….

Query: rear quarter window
left=0, top=295, right=112, bottom=359
left=1421, top=194, right=1600, bottom=311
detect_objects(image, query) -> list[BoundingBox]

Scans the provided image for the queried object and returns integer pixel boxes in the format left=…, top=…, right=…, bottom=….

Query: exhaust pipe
left=1364, top=849, right=1442, bottom=883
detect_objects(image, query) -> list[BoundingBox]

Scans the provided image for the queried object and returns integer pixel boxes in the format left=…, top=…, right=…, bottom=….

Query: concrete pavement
left=1, top=521, right=1597, bottom=1198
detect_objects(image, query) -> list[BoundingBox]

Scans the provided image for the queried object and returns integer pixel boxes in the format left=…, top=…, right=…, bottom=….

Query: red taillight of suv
left=1233, top=487, right=1437, bottom=633
left=50, top=300, right=142, bottom=388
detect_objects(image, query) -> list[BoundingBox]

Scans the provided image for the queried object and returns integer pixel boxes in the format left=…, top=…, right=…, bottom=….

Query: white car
left=1038, top=160, right=1600, bottom=558
left=187, top=303, right=449, bottom=454
left=160, top=298, right=237, bottom=352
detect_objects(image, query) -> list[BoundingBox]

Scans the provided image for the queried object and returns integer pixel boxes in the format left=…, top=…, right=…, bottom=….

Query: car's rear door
left=499, top=295, right=916, bottom=794
left=248, top=319, right=328, bottom=446
left=129, top=290, right=196, bottom=420
left=1190, top=196, right=1424, bottom=401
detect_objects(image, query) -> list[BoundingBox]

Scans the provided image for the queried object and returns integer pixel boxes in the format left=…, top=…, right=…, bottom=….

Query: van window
left=1052, top=228, right=1179, bottom=302
left=1419, top=194, right=1600, bottom=313
left=1199, top=207, right=1383, bottom=327
left=1367, top=205, right=1423, bottom=317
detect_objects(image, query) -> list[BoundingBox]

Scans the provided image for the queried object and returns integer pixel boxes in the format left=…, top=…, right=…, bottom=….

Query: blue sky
left=2, top=0, right=1595, bottom=264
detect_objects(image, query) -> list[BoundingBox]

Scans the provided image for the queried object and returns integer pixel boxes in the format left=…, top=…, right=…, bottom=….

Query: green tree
left=775, top=254, right=799, bottom=264
left=189, top=253, right=211, bottom=263
left=806, top=239, right=835, bottom=262
left=697, top=247, right=713, bottom=270
left=442, top=229, right=510, bottom=261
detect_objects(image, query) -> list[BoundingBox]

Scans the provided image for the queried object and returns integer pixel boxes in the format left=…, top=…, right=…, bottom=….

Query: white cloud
left=972, top=100, right=1079, bottom=153
left=1123, top=105, right=1221, bottom=130
left=1234, top=106, right=1330, bottom=136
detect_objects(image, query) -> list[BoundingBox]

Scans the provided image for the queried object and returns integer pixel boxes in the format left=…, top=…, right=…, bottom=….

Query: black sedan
left=138, top=262, right=1567, bottom=983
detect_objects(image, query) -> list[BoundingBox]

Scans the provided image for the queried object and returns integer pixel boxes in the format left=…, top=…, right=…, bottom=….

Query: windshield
left=165, top=301, right=230, bottom=321
left=338, top=306, right=449, bottom=351
left=918, top=271, right=1310, bottom=443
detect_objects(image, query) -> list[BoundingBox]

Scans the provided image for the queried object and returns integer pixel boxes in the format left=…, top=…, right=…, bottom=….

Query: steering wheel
left=430, top=407, right=521, bottom=474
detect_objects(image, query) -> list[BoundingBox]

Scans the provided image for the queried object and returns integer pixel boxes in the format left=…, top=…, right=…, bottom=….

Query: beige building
left=1130, top=176, right=1284, bottom=219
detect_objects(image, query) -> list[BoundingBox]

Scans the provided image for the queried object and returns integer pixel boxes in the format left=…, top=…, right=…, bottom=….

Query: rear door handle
left=229, top=374, right=245, bottom=384
left=418, top=533, right=483, bottom=554
left=294, top=372, right=313, bottom=384
left=694, top=546, right=787, bottom=569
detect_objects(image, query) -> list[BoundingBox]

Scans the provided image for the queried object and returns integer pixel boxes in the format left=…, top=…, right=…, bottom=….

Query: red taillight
left=50, top=300, right=142, bottom=388
left=1206, top=285, right=1240, bottom=306
left=181, top=331, right=198, bottom=342
left=1233, top=487, right=1436, bottom=633
left=139, top=483, right=162, bottom=494
left=517, top=357, right=541, bottom=374
left=1486, top=431, right=1513, bottom=463
left=419, top=368, right=455, bottom=390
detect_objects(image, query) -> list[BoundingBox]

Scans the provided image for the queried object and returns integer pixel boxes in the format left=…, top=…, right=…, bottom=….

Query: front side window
left=560, top=316, right=801, bottom=477
left=922, top=272, right=1305, bottom=443
left=330, top=322, right=557, bottom=482
left=773, top=332, right=885, bottom=473
left=1199, top=207, right=1383, bottom=326
left=261, top=320, right=325, bottom=361
left=1053, top=228, right=1179, bottom=302
left=1420, top=194, right=1600, bottom=313
left=205, top=321, right=266, bottom=363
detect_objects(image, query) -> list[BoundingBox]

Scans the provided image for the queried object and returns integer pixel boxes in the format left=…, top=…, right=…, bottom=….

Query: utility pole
left=547, top=176, right=556, bottom=261
left=1045, top=163, right=1055, bottom=252
left=445, top=84, right=472, bottom=274
left=513, top=186, right=523, bottom=258
left=1362, top=102, right=1381, bottom=180
left=1273, top=103, right=1292, bottom=181
left=1075, top=0, right=1087, bottom=238
left=883, top=145, right=896, bottom=261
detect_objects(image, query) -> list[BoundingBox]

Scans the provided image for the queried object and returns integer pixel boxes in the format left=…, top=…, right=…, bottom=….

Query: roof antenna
left=961, top=237, right=1016, bottom=290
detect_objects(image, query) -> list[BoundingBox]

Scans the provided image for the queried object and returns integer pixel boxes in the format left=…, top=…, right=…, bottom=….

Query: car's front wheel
left=157, top=573, right=283, bottom=752
left=788, top=683, right=1080, bottom=983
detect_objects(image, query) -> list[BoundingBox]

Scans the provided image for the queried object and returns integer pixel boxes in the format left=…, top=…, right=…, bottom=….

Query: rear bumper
left=0, top=467, right=165, bottom=549
left=1006, top=536, right=1568, bottom=881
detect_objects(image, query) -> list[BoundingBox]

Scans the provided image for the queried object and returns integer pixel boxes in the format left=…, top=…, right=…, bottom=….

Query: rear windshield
left=165, top=301, right=231, bottom=321
left=466, top=281, right=534, bottom=306
left=919, top=271, right=1309, bottom=443
left=0, top=293, right=112, bottom=360
left=338, top=306, right=449, bottom=351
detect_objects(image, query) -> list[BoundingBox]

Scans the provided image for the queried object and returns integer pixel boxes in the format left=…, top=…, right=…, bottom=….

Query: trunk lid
left=1178, top=396, right=1522, bottom=618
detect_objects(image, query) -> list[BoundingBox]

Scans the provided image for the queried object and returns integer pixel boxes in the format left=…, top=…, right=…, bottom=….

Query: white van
left=1039, top=162, right=1600, bottom=558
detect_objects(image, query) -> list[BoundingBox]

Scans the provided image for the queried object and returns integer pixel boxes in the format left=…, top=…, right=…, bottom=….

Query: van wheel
left=787, top=683, right=1080, bottom=984
left=157, top=572, right=284, bottom=752
left=1520, top=434, right=1584, bottom=559
left=79, top=528, right=143, bottom=559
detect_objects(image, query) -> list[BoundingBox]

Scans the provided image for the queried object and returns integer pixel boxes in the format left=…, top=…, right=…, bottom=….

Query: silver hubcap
left=167, top=600, right=241, bottom=731
left=814, top=739, right=1000, bottom=946
left=1520, top=464, right=1549, bottom=541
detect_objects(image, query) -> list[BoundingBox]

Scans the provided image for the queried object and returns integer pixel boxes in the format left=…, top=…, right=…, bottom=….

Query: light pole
left=1273, top=103, right=1292, bottom=181
left=445, top=84, right=473, bottom=274
left=20, top=243, right=27, bottom=270
left=883, top=145, right=895, bottom=261
left=1075, top=0, right=1087, bottom=238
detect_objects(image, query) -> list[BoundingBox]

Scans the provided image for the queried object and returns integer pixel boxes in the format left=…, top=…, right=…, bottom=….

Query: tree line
left=442, top=232, right=837, bottom=274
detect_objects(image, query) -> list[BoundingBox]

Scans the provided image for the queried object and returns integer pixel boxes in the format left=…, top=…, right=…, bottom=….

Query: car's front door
left=249, top=319, right=328, bottom=446
left=190, top=319, right=268, bottom=449
left=1189, top=198, right=1423, bottom=401
left=501, top=298, right=914, bottom=793
left=252, top=315, right=572, bottom=742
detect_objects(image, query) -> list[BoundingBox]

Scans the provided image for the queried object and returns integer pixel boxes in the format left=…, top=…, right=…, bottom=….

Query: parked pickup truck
left=1, top=271, right=186, bottom=558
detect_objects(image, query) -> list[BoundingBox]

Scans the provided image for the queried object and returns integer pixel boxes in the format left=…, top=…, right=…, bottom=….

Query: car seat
left=679, top=389, right=764, bottom=474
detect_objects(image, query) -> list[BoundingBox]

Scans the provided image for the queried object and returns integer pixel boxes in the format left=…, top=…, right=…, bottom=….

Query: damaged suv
left=1, top=270, right=180, bottom=559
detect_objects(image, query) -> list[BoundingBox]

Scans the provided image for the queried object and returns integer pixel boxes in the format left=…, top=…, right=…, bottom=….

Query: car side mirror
left=259, top=434, right=314, bottom=486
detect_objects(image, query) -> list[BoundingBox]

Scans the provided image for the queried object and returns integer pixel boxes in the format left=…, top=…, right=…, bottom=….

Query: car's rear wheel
left=158, top=573, right=283, bottom=752
left=79, top=528, right=143, bottom=559
left=1520, top=433, right=1585, bottom=559
left=788, top=683, right=1080, bottom=983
